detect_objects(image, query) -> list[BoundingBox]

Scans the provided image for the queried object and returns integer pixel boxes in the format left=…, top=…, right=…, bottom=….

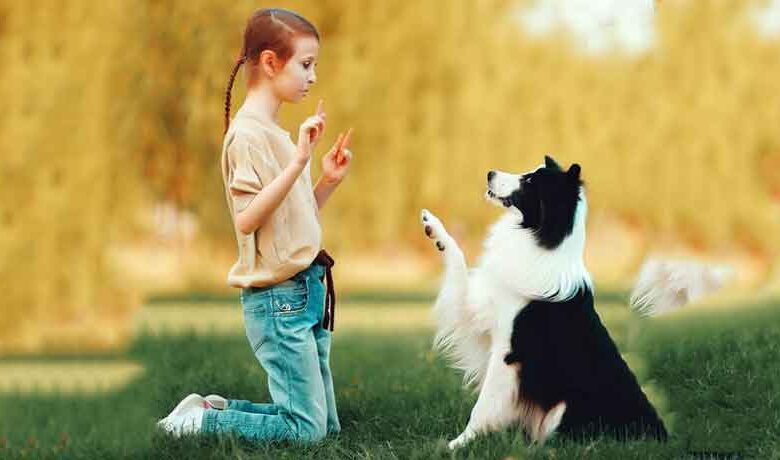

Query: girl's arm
left=235, top=158, right=307, bottom=235
left=235, top=110, right=325, bottom=235
left=313, top=176, right=340, bottom=209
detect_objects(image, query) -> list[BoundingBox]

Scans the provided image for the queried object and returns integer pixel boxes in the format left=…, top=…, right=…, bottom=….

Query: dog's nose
left=487, top=171, right=496, bottom=182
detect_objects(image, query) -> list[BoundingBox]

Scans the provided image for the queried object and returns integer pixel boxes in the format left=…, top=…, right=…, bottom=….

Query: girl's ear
left=259, top=49, right=279, bottom=78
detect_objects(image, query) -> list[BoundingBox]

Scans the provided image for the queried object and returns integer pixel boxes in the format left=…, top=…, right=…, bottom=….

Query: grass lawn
left=1, top=294, right=778, bottom=459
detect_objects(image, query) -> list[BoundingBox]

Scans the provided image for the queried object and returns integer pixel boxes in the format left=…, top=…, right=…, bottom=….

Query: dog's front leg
left=421, top=209, right=468, bottom=308
left=448, top=347, right=519, bottom=449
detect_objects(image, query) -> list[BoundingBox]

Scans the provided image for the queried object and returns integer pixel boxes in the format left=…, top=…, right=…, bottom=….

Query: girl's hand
left=296, top=100, right=326, bottom=167
left=321, top=128, right=354, bottom=185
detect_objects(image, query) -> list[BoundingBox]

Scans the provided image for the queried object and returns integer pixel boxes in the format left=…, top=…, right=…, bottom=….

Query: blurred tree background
left=2, top=0, right=780, bottom=353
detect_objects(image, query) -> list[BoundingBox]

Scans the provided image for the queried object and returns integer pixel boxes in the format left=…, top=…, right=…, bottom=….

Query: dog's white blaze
left=488, top=170, right=522, bottom=197
left=480, top=189, right=592, bottom=302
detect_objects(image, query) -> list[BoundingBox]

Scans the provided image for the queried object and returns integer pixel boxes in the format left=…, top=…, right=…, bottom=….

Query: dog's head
left=486, top=155, right=584, bottom=249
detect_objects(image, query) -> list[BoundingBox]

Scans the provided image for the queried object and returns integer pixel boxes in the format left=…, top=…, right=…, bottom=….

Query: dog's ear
left=544, top=155, right=562, bottom=171
left=567, top=163, right=581, bottom=181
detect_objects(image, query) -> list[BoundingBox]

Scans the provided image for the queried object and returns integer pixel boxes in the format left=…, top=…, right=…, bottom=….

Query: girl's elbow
left=235, top=213, right=255, bottom=235
left=236, top=213, right=266, bottom=235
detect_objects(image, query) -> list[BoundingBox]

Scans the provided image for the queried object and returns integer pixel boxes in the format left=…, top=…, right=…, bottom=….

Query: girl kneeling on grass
left=158, top=7, right=353, bottom=442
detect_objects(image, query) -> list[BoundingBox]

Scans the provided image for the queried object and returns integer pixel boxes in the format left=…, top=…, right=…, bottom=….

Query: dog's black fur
left=507, top=156, right=583, bottom=250
left=504, top=288, right=668, bottom=441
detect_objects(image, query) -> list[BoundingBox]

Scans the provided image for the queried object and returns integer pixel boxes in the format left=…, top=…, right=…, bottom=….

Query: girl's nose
left=309, top=71, right=317, bottom=84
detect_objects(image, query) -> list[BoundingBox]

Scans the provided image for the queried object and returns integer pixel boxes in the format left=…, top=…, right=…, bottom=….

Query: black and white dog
left=420, top=156, right=667, bottom=449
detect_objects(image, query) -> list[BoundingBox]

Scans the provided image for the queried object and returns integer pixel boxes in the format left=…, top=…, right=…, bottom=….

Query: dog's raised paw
left=420, top=209, right=448, bottom=251
left=420, top=209, right=442, bottom=232
left=421, top=209, right=437, bottom=240
left=420, top=209, right=431, bottom=224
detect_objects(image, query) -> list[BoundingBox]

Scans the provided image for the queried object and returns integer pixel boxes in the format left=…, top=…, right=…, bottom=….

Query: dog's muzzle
left=486, top=188, right=512, bottom=208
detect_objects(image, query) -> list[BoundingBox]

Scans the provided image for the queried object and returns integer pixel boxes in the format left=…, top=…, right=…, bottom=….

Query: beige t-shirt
left=221, top=105, right=322, bottom=288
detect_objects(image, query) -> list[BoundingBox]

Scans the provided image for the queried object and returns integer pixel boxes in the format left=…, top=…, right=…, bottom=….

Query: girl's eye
left=303, top=61, right=312, bottom=69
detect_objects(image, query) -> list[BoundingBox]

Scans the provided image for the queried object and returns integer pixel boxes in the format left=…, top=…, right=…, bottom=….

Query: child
left=158, top=8, right=352, bottom=442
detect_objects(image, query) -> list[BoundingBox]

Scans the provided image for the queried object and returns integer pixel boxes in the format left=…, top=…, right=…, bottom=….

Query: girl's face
left=273, top=35, right=319, bottom=103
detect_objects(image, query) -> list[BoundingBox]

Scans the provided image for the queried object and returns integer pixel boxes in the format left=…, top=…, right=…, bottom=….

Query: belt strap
left=314, top=249, right=336, bottom=331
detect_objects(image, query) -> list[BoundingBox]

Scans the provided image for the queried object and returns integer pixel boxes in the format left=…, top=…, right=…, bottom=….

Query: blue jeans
left=201, top=262, right=340, bottom=442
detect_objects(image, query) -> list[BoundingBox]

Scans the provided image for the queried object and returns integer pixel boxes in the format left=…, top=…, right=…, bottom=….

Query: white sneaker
left=158, top=393, right=205, bottom=428
left=159, top=405, right=205, bottom=437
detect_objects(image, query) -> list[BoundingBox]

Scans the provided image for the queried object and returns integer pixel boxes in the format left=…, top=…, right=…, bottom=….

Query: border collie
left=420, top=155, right=667, bottom=449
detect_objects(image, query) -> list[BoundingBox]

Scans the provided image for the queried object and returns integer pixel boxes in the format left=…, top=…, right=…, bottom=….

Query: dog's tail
left=629, top=258, right=734, bottom=317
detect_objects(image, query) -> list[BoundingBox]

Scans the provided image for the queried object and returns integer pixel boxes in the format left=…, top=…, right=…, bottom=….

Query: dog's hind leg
left=536, top=401, right=566, bottom=443
left=447, top=347, right=520, bottom=450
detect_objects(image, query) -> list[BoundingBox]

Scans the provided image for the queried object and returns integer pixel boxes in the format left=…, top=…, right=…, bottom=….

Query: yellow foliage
left=0, top=2, right=142, bottom=353
left=2, top=0, right=780, bottom=352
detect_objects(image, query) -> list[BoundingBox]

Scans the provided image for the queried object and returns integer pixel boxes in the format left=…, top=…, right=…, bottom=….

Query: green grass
left=1, top=297, right=779, bottom=459
left=145, top=290, right=630, bottom=306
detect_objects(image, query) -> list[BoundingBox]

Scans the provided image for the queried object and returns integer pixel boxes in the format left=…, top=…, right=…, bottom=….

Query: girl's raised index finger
left=333, top=133, right=344, bottom=154
left=316, top=99, right=325, bottom=116
left=333, top=132, right=346, bottom=162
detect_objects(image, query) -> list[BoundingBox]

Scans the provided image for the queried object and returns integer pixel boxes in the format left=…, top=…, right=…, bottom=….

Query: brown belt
left=314, top=249, right=336, bottom=331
